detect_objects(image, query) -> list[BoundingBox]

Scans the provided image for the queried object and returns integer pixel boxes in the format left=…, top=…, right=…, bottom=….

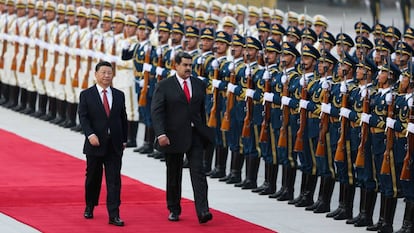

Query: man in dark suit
left=78, top=61, right=128, bottom=226
left=151, top=52, right=214, bottom=224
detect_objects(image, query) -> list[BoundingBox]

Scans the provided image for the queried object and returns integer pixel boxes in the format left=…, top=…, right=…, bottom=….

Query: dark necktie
left=183, top=80, right=190, bottom=103
left=102, top=89, right=110, bottom=116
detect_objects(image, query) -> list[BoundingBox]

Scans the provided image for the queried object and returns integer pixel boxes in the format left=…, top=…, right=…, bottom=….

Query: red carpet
left=0, top=129, right=275, bottom=233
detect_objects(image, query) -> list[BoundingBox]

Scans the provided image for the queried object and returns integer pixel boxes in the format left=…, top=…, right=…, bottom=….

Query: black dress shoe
left=84, top=206, right=94, bottom=219
left=198, top=211, right=213, bottom=224
left=168, top=212, right=179, bottom=222
left=109, top=217, right=124, bottom=226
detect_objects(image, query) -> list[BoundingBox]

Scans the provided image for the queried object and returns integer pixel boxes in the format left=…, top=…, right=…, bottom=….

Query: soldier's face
left=57, top=13, right=65, bottom=23
left=281, top=53, right=294, bottom=67
left=232, top=45, right=243, bottom=58
left=318, top=61, right=331, bottom=75
left=7, top=5, right=14, bottom=14
left=399, top=76, right=410, bottom=91
left=125, top=25, right=137, bottom=37
left=302, top=56, right=316, bottom=71
left=248, top=16, right=258, bottom=25
left=374, top=49, right=388, bottom=64
left=356, top=67, right=367, bottom=80
left=158, top=31, right=170, bottom=45
left=336, top=44, right=350, bottom=57
left=265, top=51, right=277, bottom=64
left=215, top=41, right=228, bottom=55
left=102, top=21, right=111, bottom=32
left=258, top=31, right=269, bottom=43
left=236, top=14, right=244, bottom=23
left=405, top=38, right=414, bottom=48
left=302, top=37, right=315, bottom=46
left=17, top=8, right=25, bottom=17
left=89, top=18, right=99, bottom=29
left=186, top=36, right=198, bottom=50
left=36, top=10, right=43, bottom=19
left=78, top=17, right=87, bottom=28
left=271, top=34, right=282, bottom=43
left=338, top=63, right=351, bottom=78
left=314, top=25, right=325, bottom=36
left=113, top=22, right=124, bottom=34
left=171, top=32, right=183, bottom=45
left=223, top=26, right=235, bottom=36
left=28, top=8, right=35, bottom=18
left=45, top=10, right=55, bottom=21
left=287, top=35, right=299, bottom=45
left=201, top=38, right=214, bottom=52
left=376, top=70, right=389, bottom=85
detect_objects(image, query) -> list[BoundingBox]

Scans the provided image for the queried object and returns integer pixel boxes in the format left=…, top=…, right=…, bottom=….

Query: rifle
left=39, top=25, right=48, bottom=80
left=81, top=32, right=93, bottom=89
left=60, top=26, right=70, bottom=85
left=259, top=66, right=271, bottom=142
left=401, top=101, right=414, bottom=181
left=242, top=61, right=253, bottom=138
left=19, top=19, right=30, bottom=73
left=355, top=67, right=369, bottom=168
left=0, top=14, right=9, bottom=69
left=138, top=42, right=151, bottom=107
left=277, top=47, right=289, bottom=148
left=71, top=28, right=81, bottom=88
left=207, top=59, right=220, bottom=127
left=11, top=21, right=20, bottom=71
left=221, top=52, right=236, bottom=131
left=48, top=27, right=60, bottom=82
left=156, top=46, right=164, bottom=82
left=380, top=93, right=394, bottom=175
left=31, top=21, right=40, bottom=75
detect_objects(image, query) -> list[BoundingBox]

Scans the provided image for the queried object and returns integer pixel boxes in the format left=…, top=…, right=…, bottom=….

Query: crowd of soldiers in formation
left=1, top=0, right=414, bottom=232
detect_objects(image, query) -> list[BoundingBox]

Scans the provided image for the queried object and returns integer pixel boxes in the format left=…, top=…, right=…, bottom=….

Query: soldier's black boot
left=366, top=193, right=384, bottom=231
left=22, top=91, right=37, bottom=115
left=31, top=94, right=48, bottom=118
left=327, top=183, right=345, bottom=218
left=5, top=85, right=19, bottom=108
left=252, top=163, right=269, bottom=193
left=50, top=100, right=66, bottom=125
left=12, top=88, right=27, bottom=112
left=269, top=165, right=287, bottom=199
left=354, top=189, right=376, bottom=227
left=260, top=163, right=278, bottom=195
left=126, top=121, right=139, bottom=148
left=235, top=156, right=250, bottom=188
left=277, top=166, right=296, bottom=201
left=210, top=146, right=228, bottom=178
left=334, top=184, right=355, bottom=220
left=379, top=197, right=397, bottom=233
left=220, top=151, right=238, bottom=182
left=134, top=126, right=149, bottom=153
left=40, top=97, right=56, bottom=121
left=225, top=152, right=244, bottom=184
left=296, top=174, right=317, bottom=207
left=203, top=142, right=214, bottom=175
left=62, top=103, right=77, bottom=128
left=0, top=83, right=10, bottom=105
left=306, top=176, right=324, bottom=211
left=140, top=127, right=154, bottom=154
left=241, top=156, right=260, bottom=190
left=396, top=200, right=414, bottom=233
left=314, top=176, right=335, bottom=213
left=347, top=188, right=366, bottom=224
left=289, top=172, right=307, bottom=205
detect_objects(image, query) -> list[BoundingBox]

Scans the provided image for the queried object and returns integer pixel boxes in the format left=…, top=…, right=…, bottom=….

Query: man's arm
left=120, top=92, right=128, bottom=144
left=151, top=83, right=166, bottom=138
left=78, top=90, right=94, bottom=138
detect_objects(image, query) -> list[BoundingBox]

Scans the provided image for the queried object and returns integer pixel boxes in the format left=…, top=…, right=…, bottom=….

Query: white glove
left=361, top=113, right=371, bottom=124
left=263, top=92, right=274, bottom=102
left=386, top=117, right=396, bottom=130
left=340, top=81, right=347, bottom=94
left=122, top=40, right=130, bottom=50
left=156, top=67, right=164, bottom=76
left=340, top=107, right=351, bottom=119
left=228, top=62, right=234, bottom=72
left=197, top=56, right=204, bottom=65
left=263, top=70, right=270, bottom=80
left=407, top=122, right=414, bottom=134
left=197, top=76, right=206, bottom=81
left=281, top=74, right=287, bottom=84
left=138, top=79, right=145, bottom=87
left=322, top=80, right=330, bottom=89
left=212, top=79, right=221, bottom=88
left=299, top=99, right=309, bottom=109
left=156, top=47, right=163, bottom=56
left=385, top=93, right=393, bottom=105
left=170, top=70, right=176, bottom=76
left=281, top=96, right=291, bottom=106
left=227, top=83, right=237, bottom=93
left=245, top=67, right=251, bottom=77
left=321, top=103, right=332, bottom=114
left=408, top=97, right=413, bottom=107
left=299, top=77, right=306, bottom=87
left=143, top=63, right=152, bottom=72
left=212, top=59, right=219, bottom=69
left=245, top=88, right=255, bottom=98
left=361, top=88, right=370, bottom=99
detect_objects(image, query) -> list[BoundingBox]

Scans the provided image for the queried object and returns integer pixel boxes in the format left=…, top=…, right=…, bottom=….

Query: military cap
left=395, top=41, right=414, bottom=56
left=101, top=10, right=112, bottom=22
left=404, top=27, right=414, bottom=39
left=261, top=7, right=273, bottom=19
left=246, top=36, right=262, bottom=50
left=215, top=31, right=231, bottom=45
left=56, top=3, right=65, bottom=14
left=172, top=6, right=183, bottom=18
left=210, top=0, right=222, bottom=13
left=16, top=0, right=25, bottom=9
left=319, top=49, right=338, bottom=64
left=301, top=43, right=320, bottom=60
left=379, top=62, right=401, bottom=79
left=375, top=38, right=395, bottom=54
left=44, top=1, right=56, bottom=11
left=187, top=0, right=196, bottom=9
left=158, top=21, right=172, bottom=32
left=257, top=20, right=271, bottom=32
left=372, top=23, right=386, bottom=36
left=171, top=22, right=184, bottom=34
left=0, top=0, right=5, bottom=4
left=301, top=28, right=317, bottom=42
left=265, top=39, right=281, bottom=53
left=89, top=8, right=100, bottom=20
left=184, top=9, right=194, bottom=21
left=124, top=1, right=136, bottom=13
left=223, top=3, right=236, bottom=15
left=76, top=6, right=88, bottom=18
left=6, top=0, right=13, bottom=6
left=385, top=26, right=401, bottom=41
left=357, top=57, right=378, bottom=73
left=27, top=0, right=35, bottom=9
left=136, top=2, right=144, bottom=13
left=35, top=1, right=43, bottom=10
left=112, top=11, right=125, bottom=23
left=206, top=14, right=220, bottom=26
left=313, top=14, right=328, bottom=27
left=196, top=1, right=209, bottom=12
left=138, top=18, right=154, bottom=30
left=146, top=4, right=156, bottom=15
left=222, top=16, right=238, bottom=29
left=200, top=28, right=215, bottom=40
left=287, top=11, right=299, bottom=23
left=273, top=9, right=285, bottom=22
left=355, top=36, right=374, bottom=50
left=341, top=52, right=358, bottom=69
left=336, top=33, right=354, bottom=47
left=103, top=0, right=113, bottom=8
left=354, top=21, right=372, bottom=34
left=281, top=41, right=300, bottom=57
left=125, top=15, right=138, bottom=27
left=236, top=4, right=247, bottom=15
left=318, top=31, right=336, bottom=46
left=114, top=0, right=124, bottom=11
left=299, top=14, right=313, bottom=27
left=248, top=6, right=260, bottom=18
left=185, top=26, right=199, bottom=37
left=271, top=24, right=286, bottom=35
left=232, top=34, right=245, bottom=46
left=93, top=0, right=102, bottom=8
left=84, top=0, right=92, bottom=6
left=195, top=11, right=206, bottom=22
left=176, top=0, right=184, bottom=7
left=286, top=26, right=302, bottom=40
left=158, top=6, right=170, bottom=18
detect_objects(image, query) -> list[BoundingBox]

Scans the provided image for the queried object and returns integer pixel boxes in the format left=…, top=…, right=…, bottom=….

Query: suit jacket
left=151, top=75, right=214, bottom=153
left=79, top=85, right=128, bottom=156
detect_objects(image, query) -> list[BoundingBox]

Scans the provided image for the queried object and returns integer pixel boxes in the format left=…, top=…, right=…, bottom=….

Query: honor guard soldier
left=286, top=11, right=299, bottom=28
left=123, top=18, right=157, bottom=155
left=270, top=23, right=285, bottom=44
left=256, top=20, right=270, bottom=65
left=0, top=0, right=6, bottom=104
left=208, top=31, right=232, bottom=179
left=153, top=20, right=171, bottom=82
left=354, top=21, right=372, bottom=39
left=384, top=26, right=401, bottom=49
left=235, top=4, right=247, bottom=35
left=332, top=33, right=354, bottom=82
left=395, top=41, right=414, bottom=73
left=289, top=44, right=320, bottom=207
left=162, top=22, right=185, bottom=77
left=272, top=9, right=284, bottom=25
left=184, top=26, right=200, bottom=57
left=313, top=14, right=328, bottom=36
left=261, top=7, right=272, bottom=24
left=124, top=0, right=136, bottom=16
left=353, top=36, right=374, bottom=63
left=301, top=28, right=318, bottom=47
left=113, top=14, right=139, bottom=148
left=247, top=6, right=260, bottom=38
left=340, top=58, right=378, bottom=228
left=158, top=5, right=169, bottom=23
left=403, top=27, right=414, bottom=49
left=221, top=16, right=238, bottom=36
left=298, top=14, right=313, bottom=31
left=373, top=39, right=394, bottom=68
left=205, top=13, right=220, bottom=31
left=195, top=11, right=206, bottom=30
left=317, top=31, right=336, bottom=52
left=286, top=26, right=301, bottom=46
left=183, top=9, right=195, bottom=27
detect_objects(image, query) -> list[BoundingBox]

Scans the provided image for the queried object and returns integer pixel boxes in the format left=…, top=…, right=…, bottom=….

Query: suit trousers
left=85, top=138, right=122, bottom=218
left=165, top=128, right=209, bottom=216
